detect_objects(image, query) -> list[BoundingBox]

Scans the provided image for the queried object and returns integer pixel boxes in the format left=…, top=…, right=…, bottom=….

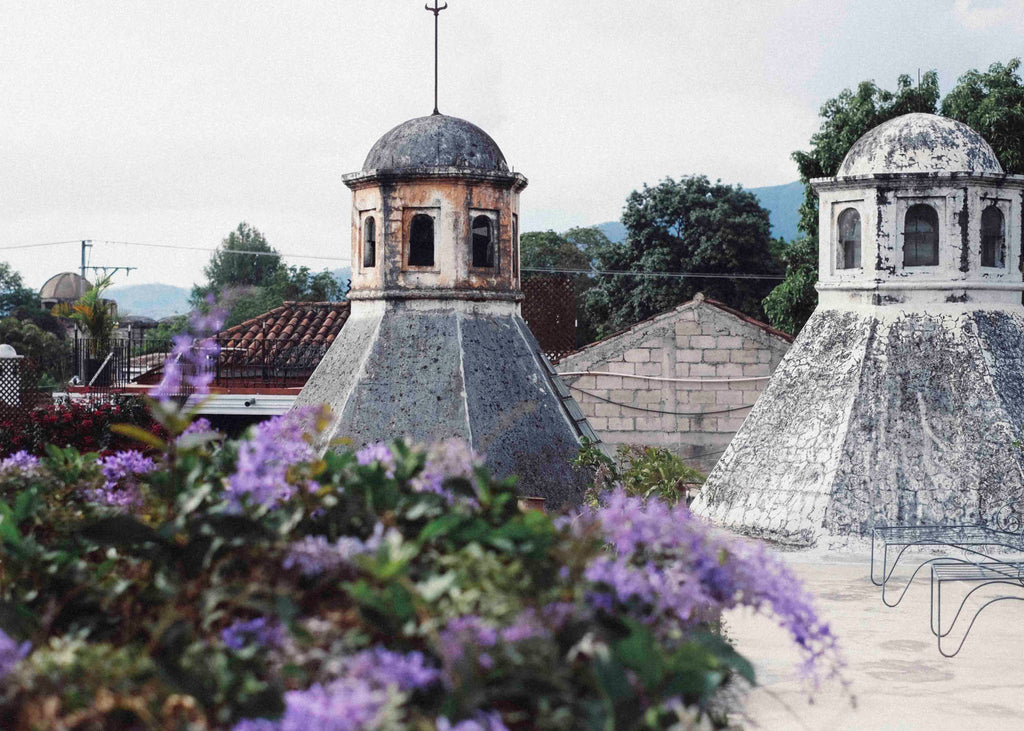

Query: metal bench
left=870, top=506, right=1024, bottom=607
left=930, top=559, right=1024, bottom=657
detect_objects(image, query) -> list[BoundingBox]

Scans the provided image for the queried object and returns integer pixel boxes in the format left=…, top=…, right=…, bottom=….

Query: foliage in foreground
left=575, top=440, right=705, bottom=508
left=0, top=402, right=842, bottom=729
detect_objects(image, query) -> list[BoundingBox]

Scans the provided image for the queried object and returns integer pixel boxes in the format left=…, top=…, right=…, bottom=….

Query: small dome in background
left=838, top=113, right=1003, bottom=177
left=363, top=114, right=509, bottom=173
left=39, top=272, right=92, bottom=301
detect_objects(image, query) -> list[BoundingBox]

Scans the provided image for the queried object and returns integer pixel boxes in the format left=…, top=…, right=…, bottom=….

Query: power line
left=0, top=238, right=353, bottom=264
left=569, top=385, right=754, bottom=417
left=0, top=240, right=83, bottom=251
left=528, top=266, right=782, bottom=280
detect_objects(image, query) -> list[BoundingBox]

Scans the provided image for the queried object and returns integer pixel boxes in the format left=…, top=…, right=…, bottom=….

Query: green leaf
left=109, top=422, right=167, bottom=450
left=419, top=513, right=465, bottom=542
left=79, top=516, right=172, bottom=550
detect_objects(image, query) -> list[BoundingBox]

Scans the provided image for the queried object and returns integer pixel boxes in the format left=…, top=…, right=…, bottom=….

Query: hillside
left=595, top=180, right=803, bottom=244
left=109, top=283, right=191, bottom=319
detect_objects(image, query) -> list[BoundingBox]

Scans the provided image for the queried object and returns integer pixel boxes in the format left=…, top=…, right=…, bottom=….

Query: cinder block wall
left=556, top=294, right=792, bottom=473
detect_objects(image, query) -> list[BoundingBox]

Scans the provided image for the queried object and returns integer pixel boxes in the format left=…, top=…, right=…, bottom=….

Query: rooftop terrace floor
left=723, top=543, right=1024, bottom=730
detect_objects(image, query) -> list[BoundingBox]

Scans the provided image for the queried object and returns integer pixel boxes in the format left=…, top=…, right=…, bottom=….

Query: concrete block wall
left=556, top=294, right=792, bottom=473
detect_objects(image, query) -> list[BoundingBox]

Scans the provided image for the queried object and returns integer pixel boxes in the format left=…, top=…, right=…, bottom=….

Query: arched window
left=471, top=215, right=494, bottom=268
left=904, top=204, right=939, bottom=267
left=362, top=217, right=376, bottom=268
left=408, top=214, right=434, bottom=267
left=981, top=206, right=1006, bottom=268
left=838, top=208, right=861, bottom=269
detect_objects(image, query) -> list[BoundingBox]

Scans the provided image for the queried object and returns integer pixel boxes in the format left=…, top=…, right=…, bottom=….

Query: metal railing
left=71, top=334, right=330, bottom=394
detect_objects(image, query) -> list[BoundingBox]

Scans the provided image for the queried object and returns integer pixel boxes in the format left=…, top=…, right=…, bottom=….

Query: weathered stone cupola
left=345, top=114, right=528, bottom=303
left=294, top=113, right=594, bottom=507
left=694, top=113, right=1024, bottom=545
left=814, top=113, right=1022, bottom=309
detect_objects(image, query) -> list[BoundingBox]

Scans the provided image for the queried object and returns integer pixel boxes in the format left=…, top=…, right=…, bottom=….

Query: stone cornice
left=343, top=167, right=529, bottom=192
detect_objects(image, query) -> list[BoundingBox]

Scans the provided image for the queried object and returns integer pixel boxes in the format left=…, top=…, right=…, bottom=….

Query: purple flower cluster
left=227, top=407, right=323, bottom=508
left=221, top=617, right=286, bottom=651
left=411, top=439, right=483, bottom=503
left=282, top=524, right=387, bottom=576
left=233, top=677, right=388, bottom=731
left=150, top=301, right=226, bottom=402
left=0, top=629, right=31, bottom=681
left=0, top=450, right=40, bottom=474
left=342, top=646, right=440, bottom=692
left=355, top=442, right=396, bottom=479
left=579, top=489, right=842, bottom=682
left=233, top=647, right=440, bottom=731
left=85, top=450, right=156, bottom=509
left=176, top=417, right=221, bottom=445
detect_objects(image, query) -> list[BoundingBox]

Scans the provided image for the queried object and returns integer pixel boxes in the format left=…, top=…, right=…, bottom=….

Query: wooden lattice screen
left=521, top=274, right=576, bottom=362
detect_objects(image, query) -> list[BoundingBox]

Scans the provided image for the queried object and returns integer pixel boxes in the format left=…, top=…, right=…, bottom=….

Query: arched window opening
left=408, top=214, right=434, bottom=267
left=981, top=206, right=1006, bottom=268
left=838, top=208, right=861, bottom=269
left=904, top=204, right=939, bottom=267
left=471, top=215, right=494, bottom=268
left=362, top=217, right=376, bottom=268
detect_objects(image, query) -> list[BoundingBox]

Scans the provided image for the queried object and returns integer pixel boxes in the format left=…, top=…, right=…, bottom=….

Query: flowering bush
left=0, top=310, right=843, bottom=728
left=0, top=400, right=843, bottom=729
left=0, top=396, right=164, bottom=457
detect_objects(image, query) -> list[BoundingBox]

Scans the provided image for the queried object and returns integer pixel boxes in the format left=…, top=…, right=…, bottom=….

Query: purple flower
left=283, top=524, right=386, bottom=576
left=150, top=303, right=225, bottom=402
left=578, top=489, right=844, bottom=684
left=0, top=450, right=40, bottom=473
left=356, top=442, right=396, bottom=479
left=227, top=407, right=324, bottom=509
left=234, top=678, right=388, bottom=731
left=411, top=439, right=484, bottom=504
left=222, top=617, right=286, bottom=651
left=343, top=646, right=440, bottom=691
left=85, top=450, right=155, bottom=510
left=0, top=629, right=31, bottom=681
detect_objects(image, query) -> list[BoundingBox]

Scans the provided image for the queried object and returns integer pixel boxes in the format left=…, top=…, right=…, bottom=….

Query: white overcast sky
left=2, top=0, right=1024, bottom=290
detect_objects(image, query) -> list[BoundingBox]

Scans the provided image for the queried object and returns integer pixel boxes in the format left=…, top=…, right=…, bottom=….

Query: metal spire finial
left=425, top=0, right=448, bottom=115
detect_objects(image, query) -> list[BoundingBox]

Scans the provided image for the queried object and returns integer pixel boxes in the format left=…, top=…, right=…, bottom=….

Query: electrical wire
left=570, top=385, right=754, bottom=417
left=559, top=370, right=770, bottom=384
left=522, top=266, right=784, bottom=281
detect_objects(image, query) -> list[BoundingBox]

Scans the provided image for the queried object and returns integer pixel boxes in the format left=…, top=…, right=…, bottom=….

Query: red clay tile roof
left=216, top=301, right=350, bottom=367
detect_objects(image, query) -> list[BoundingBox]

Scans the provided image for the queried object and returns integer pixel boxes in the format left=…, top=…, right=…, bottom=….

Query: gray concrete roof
left=838, top=113, right=1003, bottom=177
left=362, top=114, right=509, bottom=173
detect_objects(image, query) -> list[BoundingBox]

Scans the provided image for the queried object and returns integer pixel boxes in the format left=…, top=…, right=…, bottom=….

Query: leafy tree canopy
left=792, top=71, right=940, bottom=240
left=582, top=175, right=777, bottom=338
left=520, top=228, right=604, bottom=270
left=191, top=223, right=347, bottom=329
left=942, top=59, right=1024, bottom=174
left=761, top=237, right=818, bottom=335
left=0, top=261, right=41, bottom=318
left=0, top=316, right=70, bottom=385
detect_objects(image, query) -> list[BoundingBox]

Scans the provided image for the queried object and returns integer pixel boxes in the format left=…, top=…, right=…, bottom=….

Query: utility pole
left=80, top=240, right=92, bottom=297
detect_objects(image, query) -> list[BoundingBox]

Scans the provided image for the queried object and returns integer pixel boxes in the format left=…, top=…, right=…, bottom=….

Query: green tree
left=942, top=59, right=1024, bottom=174
left=762, top=236, right=818, bottom=335
left=792, top=72, right=940, bottom=241
left=583, top=175, right=777, bottom=338
left=521, top=230, right=593, bottom=270
left=0, top=317, right=70, bottom=385
left=0, top=262, right=41, bottom=317
left=191, top=223, right=285, bottom=306
left=192, top=223, right=347, bottom=329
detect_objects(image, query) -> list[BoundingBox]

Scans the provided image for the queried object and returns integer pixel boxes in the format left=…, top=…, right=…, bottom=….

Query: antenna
left=425, top=0, right=448, bottom=115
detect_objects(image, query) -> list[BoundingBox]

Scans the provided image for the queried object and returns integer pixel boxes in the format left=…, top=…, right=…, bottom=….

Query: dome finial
left=425, top=1, right=448, bottom=115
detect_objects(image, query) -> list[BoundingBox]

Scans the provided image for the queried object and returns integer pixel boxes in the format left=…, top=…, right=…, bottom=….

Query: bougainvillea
left=0, top=378, right=844, bottom=728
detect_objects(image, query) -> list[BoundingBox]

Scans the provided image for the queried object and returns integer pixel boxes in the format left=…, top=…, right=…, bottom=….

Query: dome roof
left=363, top=114, right=509, bottom=173
left=838, top=113, right=1003, bottom=177
left=39, top=272, right=91, bottom=301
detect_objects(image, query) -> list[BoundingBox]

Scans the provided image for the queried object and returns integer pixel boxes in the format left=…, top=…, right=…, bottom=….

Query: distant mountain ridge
left=594, top=180, right=803, bottom=244
left=109, top=283, right=191, bottom=320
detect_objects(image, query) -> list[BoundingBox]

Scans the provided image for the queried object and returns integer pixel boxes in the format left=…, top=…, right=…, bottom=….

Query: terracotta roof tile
left=215, top=301, right=351, bottom=366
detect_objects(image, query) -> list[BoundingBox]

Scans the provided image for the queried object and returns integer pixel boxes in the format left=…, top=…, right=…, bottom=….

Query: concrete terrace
left=723, top=544, right=1024, bottom=730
